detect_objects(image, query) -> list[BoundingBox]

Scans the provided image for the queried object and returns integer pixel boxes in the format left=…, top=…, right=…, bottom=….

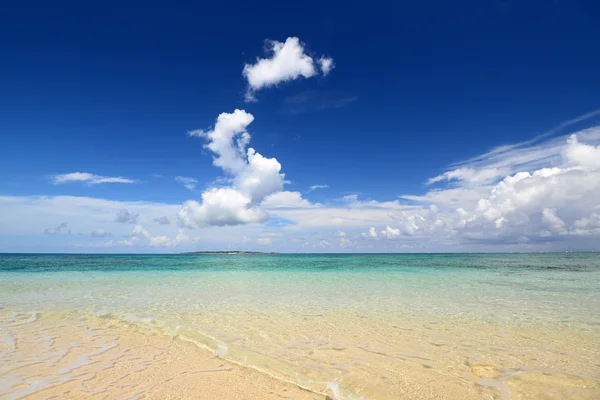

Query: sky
left=1, top=0, right=600, bottom=253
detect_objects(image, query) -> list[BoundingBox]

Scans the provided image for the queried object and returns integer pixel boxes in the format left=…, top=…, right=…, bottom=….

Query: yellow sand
left=0, top=312, right=325, bottom=400
left=2, top=310, right=599, bottom=400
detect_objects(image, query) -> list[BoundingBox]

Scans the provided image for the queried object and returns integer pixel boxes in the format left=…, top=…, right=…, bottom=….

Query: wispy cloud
left=175, top=176, right=198, bottom=190
left=444, top=108, right=600, bottom=179
left=307, top=184, right=329, bottom=192
left=52, top=172, right=135, bottom=185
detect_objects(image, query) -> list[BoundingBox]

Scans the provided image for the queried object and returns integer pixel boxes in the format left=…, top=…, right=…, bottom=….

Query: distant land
left=181, top=251, right=279, bottom=255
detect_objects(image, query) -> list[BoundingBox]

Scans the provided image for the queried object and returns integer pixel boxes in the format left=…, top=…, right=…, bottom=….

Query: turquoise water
left=2, top=253, right=600, bottom=399
left=2, top=253, right=599, bottom=326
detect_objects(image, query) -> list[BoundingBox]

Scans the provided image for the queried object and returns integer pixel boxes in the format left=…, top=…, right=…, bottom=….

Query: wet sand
left=0, top=312, right=325, bottom=400
left=2, top=253, right=600, bottom=399
left=2, top=310, right=599, bottom=400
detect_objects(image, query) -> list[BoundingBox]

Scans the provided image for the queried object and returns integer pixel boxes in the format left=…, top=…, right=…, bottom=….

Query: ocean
left=1, top=253, right=599, bottom=399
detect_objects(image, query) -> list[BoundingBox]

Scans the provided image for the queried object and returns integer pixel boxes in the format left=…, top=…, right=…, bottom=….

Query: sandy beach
left=2, top=253, right=600, bottom=399
left=1, top=312, right=326, bottom=400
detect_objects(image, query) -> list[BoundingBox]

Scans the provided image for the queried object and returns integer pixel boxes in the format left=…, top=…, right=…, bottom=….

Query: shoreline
left=1, top=310, right=330, bottom=400
left=2, top=253, right=599, bottom=399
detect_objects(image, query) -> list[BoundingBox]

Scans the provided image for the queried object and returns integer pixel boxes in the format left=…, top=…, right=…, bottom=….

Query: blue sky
left=1, top=0, right=600, bottom=252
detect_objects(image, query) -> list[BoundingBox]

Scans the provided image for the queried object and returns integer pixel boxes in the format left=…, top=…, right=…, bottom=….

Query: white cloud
left=129, top=225, right=150, bottom=240
left=91, top=228, right=111, bottom=238
left=262, top=191, right=314, bottom=209
left=318, top=57, right=334, bottom=75
left=115, top=209, right=139, bottom=224
left=443, top=126, right=600, bottom=180
left=362, top=227, right=378, bottom=239
left=564, top=134, right=600, bottom=168
left=366, top=131, right=600, bottom=245
left=174, top=229, right=190, bottom=244
left=179, top=110, right=286, bottom=227
left=541, top=208, right=566, bottom=233
left=307, top=184, right=329, bottom=192
left=380, top=226, right=401, bottom=239
left=195, top=109, right=254, bottom=175
left=242, top=37, right=333, bottom=101
left=175, top=176, right=198, bottom=190
left=427, top=168, right=507, bottom=185
left=3, top=130, right=600, bottom=254
left=150, top=236, right=170, bottom=247
left=179, top=188, right=268, bottom=227
left=52, top=172, right=135, bottom=185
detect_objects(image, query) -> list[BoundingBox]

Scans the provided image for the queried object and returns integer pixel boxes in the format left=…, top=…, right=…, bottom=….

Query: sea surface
left=1, top=253, right=600, bottom=399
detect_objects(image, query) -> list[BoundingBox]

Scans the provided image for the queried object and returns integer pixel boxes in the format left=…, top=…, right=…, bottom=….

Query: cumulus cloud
left=175, top=176, right=198, bottom=190
left=243, top=37, right=333, bottom=101
left=179, top=110, right=286, bottom=227
left=339, top=236, right=353, bottom=248
left=115, top=209, right=139, bottom=224
left=362, top=227, right=378, bottom=239
left=91, top=228, right=112, bottom=238
left=380, top=226, right=401, bottom=239
left=179, top=188, right=268, bottom=227
left=129, top=225, right=150, bottom=240
left=150, top=236, right=169, bottom=247
left=153, top=216, right=171, bottom=225
left=263, top=191, right=314, bottom=208
left=318, top=57, right=334, bottom=75
left=4, top=126, right=600, bottom=253
left=44, top=222, right=68, bottom=235
left=364, top=131, right=600, bottom=245
left=52, top=172, right=135, bottom=185
left=564, top=134, right=600, bottom=168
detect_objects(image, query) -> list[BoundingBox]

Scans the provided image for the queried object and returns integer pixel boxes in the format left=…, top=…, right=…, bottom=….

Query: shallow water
left=1, top=253, right=600, bottom=399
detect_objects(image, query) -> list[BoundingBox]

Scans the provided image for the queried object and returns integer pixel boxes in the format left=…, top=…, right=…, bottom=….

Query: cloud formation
left=3, top=126, right=600, bottom=253
left=153, top=216, right=171, bottom=225
left=318, top=57, right=334, bottom=75
left=129, top=225, right=150, bottom=240
left=175, top=176, right=198, bottom=190
left=373, top=129, right=600, bottom=245
left=179, top=110, right=285, bottom=227
left=243, top=37, right=333, bottom=101
left=91, top=228, right=111, bottom=238
left=115, top=209, right=139, bottom=224
left=44, top=222, right=68, bottom=235
left=308, top=184, right=329, bottom=192
left=52, top=172, right=135, bottom=185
